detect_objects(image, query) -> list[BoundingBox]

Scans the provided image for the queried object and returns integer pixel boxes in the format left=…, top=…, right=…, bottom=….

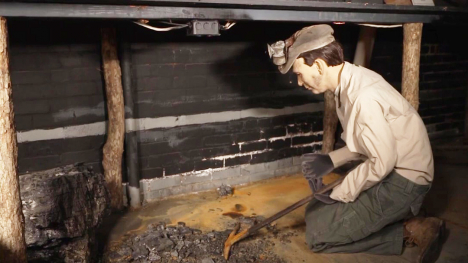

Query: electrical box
left=188, top=20, right=220, bottom=36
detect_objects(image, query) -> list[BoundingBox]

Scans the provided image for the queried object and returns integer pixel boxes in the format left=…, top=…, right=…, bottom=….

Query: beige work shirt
left=328, top=62, right=434, bottom=203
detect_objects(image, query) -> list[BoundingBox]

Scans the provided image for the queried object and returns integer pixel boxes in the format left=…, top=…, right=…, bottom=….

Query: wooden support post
left=0, top=17, right=27, bottom=263
left=322, top=90, right=338, bottom=154
left=101, top=27, right=125, bottom=211
left=402, top=23, right=423, bottom=111
left=353, top=26, right=376, bottom=67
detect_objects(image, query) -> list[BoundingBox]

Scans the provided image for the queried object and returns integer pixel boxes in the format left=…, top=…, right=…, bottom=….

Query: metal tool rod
left=247, top=176, right=345, bottom=235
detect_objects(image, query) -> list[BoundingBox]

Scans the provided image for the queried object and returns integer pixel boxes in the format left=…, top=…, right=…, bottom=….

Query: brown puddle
left=222, top=211, right=244, bottom=218
left=234, top=203, right=247, bottom=212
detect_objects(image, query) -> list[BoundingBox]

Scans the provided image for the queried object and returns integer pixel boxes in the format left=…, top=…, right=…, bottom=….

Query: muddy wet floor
left=99, top=174, right=316, bottom=262
left=98, top=166, right=468, bottom=263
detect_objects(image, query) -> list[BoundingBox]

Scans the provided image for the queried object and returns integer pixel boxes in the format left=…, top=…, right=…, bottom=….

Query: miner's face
left=292, top=58, right=327, bottom=94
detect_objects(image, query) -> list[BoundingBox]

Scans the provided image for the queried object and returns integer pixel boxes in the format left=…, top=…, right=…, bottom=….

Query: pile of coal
left=104, top=221, right=285, bottom=263
left=20, top=164, right=110, bottom=262
left=217, top=184, right=233, bottom=197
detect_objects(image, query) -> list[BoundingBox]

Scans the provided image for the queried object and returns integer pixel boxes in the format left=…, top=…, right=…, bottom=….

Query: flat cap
left=279, top=24, right=335, bottom=74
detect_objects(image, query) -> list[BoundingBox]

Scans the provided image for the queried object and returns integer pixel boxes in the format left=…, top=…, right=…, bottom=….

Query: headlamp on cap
left=267, top=40, right=287, bottom=66
left=266, top=24, right=335, bottom=74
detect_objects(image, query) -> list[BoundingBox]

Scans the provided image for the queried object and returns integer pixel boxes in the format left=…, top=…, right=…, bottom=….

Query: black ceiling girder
left=0, top=1, right=467, bottom=24
left=7, top=0, right=467, bottom=13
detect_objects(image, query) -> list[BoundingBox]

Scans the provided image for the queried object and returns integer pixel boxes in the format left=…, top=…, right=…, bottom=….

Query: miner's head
left=275, top=24, right=344, bottom=94
left=292, top=41, right=344, bottom=94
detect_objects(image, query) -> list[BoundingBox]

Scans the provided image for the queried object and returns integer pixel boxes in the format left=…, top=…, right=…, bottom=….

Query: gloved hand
left=301, top=153, right=336, bottom=204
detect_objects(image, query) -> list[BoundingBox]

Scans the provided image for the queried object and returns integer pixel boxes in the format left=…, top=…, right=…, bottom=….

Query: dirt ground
left=98, top=141, right=468, bottom=263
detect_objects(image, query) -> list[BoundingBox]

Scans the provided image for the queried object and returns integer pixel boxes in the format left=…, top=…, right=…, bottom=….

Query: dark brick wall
left=136, top=112, right=323, bottom=179
left=9, top=20, right=466, bottom=177
left=9, top=20, right=105, bottom=131
left=370, top=25, right=468, bottom=139
left=8, top=20, right=357, bottom=175
left=8, top=20, right=107, bottom=174
left=127, top=22, right=358, bottom=118
left=125, top=22, right=357, bottom=180
left=17, top=136, right=105, bottom=174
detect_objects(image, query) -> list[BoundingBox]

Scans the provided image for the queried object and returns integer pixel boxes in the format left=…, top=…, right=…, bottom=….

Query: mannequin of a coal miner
left=269, top=24, right=445, bottom=263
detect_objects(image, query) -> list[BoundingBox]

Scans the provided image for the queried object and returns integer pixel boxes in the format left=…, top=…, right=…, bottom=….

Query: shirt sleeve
left=329, top=97, right=397, bottom=203
left=328, top=146, right=366, bottom=168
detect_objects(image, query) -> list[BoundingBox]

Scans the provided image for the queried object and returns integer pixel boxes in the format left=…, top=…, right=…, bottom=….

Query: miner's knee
left=304, top=200, right=323, bottom=247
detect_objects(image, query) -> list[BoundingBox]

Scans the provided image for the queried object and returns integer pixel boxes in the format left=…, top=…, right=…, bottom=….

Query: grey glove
left=301, top=153, right=336, bottom=204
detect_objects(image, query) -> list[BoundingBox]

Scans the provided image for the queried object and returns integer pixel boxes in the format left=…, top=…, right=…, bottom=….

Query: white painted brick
left=274, top=166, right=301, bottom=177
left=264, top=157, right=293, bottom=171
left=144, top=189, right=164, bottom=201
left=142, top=192, right=152, bottom=202
left=293, top=156, right=302, bottom=165
left=212, top=167, right=241, bottom=180
left=191, top=181, right=216, bottom=192
left=264, top=161, right=278, bottom=171
left=181, top=171, right=211, bottom=185
left=250, top=171, right=276, bottom=183
left=148, top=176, right=181, bottom=191
left=277, top=158, right=293, bottom=168
left=210, top=179, right=226, bottom=188
left=290, top=165, right=302, bottom=174
left=140, top=180, right=151, bottom=192
left=140, top=159, right=305, bottom=203
left=169, top=184, right=193, bottom=196
left=219, top=175, right=250, bottom=186
left=210, top=175, right=250, bottom=189
left=241, top=163, right=266, bottom=175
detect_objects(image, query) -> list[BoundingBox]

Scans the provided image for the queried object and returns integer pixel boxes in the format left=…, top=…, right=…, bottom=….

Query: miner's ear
left=315, top=59, right=327, bottom=75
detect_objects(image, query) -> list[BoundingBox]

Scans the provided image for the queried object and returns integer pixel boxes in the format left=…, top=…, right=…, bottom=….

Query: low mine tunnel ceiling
left=1, top=0, right=468, bottom=24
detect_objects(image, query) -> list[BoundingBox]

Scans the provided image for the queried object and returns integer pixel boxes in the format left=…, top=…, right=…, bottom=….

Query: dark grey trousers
left=305, top=171, right=430, bottom=255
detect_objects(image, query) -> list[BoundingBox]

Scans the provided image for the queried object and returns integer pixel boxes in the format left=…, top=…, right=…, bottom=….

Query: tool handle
left=247, top=176, right=345, bottom=235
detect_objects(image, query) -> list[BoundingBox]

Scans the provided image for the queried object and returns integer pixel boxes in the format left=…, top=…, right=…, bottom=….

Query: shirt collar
left=334, top=62, right=351, bottom=107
